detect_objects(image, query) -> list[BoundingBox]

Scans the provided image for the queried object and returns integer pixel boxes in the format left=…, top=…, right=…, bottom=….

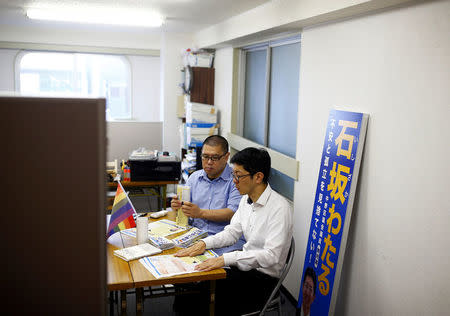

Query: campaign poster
left=297, top=109, right=368, bottom=316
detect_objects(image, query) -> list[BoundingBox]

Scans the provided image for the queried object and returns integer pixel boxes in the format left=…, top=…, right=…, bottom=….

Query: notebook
left=114, top=243, right=162, bottom=261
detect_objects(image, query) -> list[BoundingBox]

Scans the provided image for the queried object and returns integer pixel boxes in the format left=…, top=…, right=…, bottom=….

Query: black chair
left=242, top=237, right=295, bottom=316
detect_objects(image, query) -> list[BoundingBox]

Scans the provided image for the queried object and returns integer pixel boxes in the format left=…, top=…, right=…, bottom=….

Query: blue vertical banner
left=297, top=109, right=368, bottom=316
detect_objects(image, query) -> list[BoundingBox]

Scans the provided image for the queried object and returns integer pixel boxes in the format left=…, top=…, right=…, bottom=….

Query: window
left=17, top=51, right=131, bottom=120
left=238, top=36, right=301, bottom=200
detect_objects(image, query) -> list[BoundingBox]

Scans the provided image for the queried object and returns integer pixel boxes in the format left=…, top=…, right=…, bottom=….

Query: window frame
left=230, top=35, right=301, bottom=199
left=14, top=50, right=133, bottom=121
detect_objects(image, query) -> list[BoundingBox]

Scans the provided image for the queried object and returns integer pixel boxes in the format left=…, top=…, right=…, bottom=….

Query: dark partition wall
left=0, top=96, right=107, bottom=315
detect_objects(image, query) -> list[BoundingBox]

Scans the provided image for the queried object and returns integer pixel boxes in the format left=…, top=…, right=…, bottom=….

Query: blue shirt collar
left=199, top=163, right=233, bottom=182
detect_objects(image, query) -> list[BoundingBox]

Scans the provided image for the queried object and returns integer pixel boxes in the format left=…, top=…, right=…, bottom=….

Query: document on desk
left=139, top=250, right=218, bottom=279
left=114, top=243, right=162, bottom=261
left=120, top=219, right=188, bottom=239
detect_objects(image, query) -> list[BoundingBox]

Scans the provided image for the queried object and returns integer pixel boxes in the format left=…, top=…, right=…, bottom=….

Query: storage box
left=185, top=102, right=217, bottom=125
left=186, top=126, right=218, bottom=147
left=188, top=53, right=214, bottom=68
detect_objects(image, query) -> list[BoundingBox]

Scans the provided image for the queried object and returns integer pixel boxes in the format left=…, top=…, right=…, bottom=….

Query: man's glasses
left=231, top=173, right=251, bottom=182
left=201, top=153, right=226, bottom=162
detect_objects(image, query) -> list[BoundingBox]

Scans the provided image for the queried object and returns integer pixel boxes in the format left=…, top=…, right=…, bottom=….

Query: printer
left=128, top=148, right=181, bottom=181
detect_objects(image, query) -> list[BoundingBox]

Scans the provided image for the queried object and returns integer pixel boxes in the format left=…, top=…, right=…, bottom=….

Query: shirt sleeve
left=223, top=201, right=292, bottom=273
left=203, top=196, right=246, bottom=249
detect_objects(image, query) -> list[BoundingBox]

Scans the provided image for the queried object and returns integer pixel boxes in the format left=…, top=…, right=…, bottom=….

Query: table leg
left=136, top=287, right=144, bottom=316
left=162, top=185, right=167, bottom=210
left=209, top=280, right=216, bottom=316
left=109, top=291, right=114, bottom=316
left=120, top=290, right=127, bottom=315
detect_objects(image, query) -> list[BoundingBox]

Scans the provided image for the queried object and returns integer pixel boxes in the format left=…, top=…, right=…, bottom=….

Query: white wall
left=289, top=1, right=450, bottom=315
left=194, top=0, right=413, bottom=48
left=160, top=32, right=194, bottom=156
left=0, top=49, right=16, bottom=90
left=213, top=47, right=234, bottom=136
left=128, top=55, right=161, bottom=122
left=214, top=0, right=450, bottom=314
left=106, top=122, right=162, bottom=162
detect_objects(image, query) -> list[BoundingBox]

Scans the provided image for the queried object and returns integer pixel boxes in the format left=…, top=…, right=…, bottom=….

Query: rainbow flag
left=107, top=181, right=137, bottom=238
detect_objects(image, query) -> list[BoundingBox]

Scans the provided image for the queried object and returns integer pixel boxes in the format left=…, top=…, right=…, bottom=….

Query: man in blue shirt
left=171, top=135, right=245, bottom=255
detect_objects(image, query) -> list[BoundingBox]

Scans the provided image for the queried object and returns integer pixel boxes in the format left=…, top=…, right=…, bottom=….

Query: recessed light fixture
left=26, top=7, right=164, bottom=27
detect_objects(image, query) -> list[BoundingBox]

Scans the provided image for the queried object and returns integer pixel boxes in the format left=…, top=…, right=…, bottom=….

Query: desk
left=107, top=211, right=226, bottom=316
left=108, top=180, right=179, bottom=211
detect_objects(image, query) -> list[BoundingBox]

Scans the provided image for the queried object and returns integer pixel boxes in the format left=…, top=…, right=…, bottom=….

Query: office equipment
left=129, top=150, right=181, bottom=181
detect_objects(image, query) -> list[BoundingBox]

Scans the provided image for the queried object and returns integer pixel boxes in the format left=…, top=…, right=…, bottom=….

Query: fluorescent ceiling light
left=26, top=7, right=164, bottom=27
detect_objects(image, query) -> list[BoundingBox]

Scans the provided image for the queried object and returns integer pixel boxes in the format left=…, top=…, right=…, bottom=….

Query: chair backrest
left=260, top=236, right=296, bottom=315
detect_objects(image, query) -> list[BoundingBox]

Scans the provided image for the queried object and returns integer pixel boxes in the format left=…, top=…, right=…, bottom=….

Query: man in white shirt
left=175, top=147, right=293, bottom=315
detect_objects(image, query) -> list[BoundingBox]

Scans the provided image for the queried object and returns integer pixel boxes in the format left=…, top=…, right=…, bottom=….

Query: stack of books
left=172, top=227, right=208, bottom=248
left=114, top=243, right=162, bottom=261
left=148, top=235, right=175, bottom=250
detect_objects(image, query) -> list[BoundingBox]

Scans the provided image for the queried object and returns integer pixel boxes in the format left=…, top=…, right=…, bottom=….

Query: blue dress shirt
left=186, top=164, right=245, bottom=255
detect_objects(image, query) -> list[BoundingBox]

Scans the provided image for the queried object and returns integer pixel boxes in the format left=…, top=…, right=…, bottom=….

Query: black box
left=130, top=159, right=181, bottom=181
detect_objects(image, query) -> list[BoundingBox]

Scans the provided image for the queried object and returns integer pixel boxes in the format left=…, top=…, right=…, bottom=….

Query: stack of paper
left=185, top=102, right=218, bottom=147
left=114, top=243, right=162, bottom=262
left=185, top=102, right=217, bottom=125
left=148, top=219, right=188, bottom=237
left=172, top=227, right=208, bottom=248
left=148, top=235, right=175, bottom=250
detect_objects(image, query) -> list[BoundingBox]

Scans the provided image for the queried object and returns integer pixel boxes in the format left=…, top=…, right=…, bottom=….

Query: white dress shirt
left=202, top=184, right=293, bottom=278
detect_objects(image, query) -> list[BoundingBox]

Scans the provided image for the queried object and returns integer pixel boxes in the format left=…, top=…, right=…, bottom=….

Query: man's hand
left=181, top=201, right=203, bottom=218
left=170, top=195, right=182, bottom=210
left=195, top=256, right=225, bottom=272
left=174, top=240, right=206, bottom=257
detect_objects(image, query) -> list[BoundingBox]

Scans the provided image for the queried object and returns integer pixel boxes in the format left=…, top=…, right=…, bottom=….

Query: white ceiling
left=0, top=0, right=271, bottom=33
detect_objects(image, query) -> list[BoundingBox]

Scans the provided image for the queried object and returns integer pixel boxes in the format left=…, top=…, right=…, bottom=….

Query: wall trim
left=228, top=133, right=299, bottom=180
left=0, top=41, right=159, bottom=56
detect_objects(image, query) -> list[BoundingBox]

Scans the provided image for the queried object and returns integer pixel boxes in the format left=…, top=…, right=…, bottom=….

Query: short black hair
left=230, top=147, right=271, bottom=183
left=303, top=267, right=317, bottom=296
left=203, top=135, right=229, bottom=154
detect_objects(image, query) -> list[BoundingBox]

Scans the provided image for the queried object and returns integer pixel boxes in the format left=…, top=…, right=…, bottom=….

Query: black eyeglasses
left=201, top=153, right=226, bottom=162
left=231, top=173, right=251, bottom=182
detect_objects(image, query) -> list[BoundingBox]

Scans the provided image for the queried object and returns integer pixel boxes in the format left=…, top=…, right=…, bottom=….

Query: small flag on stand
left=107, top=181, right=137, bottom=238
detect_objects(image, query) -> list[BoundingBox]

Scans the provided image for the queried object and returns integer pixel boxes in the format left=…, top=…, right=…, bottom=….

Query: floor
left=108, top=286, right=298, bottom=316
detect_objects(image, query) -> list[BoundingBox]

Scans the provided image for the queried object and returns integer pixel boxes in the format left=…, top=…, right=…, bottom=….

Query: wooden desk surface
left=107, top=232, right=134, bottom=291
left=107, top=211, right=226, bottom=291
